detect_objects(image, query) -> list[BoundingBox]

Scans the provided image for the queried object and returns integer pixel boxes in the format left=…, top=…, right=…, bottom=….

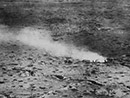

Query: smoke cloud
left=0, top=25, right=106, bottom=62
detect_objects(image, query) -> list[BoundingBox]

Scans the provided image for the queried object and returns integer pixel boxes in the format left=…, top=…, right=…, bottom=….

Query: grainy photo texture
left=0, top=0, right=130, bottom=98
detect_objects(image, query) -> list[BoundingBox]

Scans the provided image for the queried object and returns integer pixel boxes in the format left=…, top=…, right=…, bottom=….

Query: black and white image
left=0, top=0, right=130, bottom=98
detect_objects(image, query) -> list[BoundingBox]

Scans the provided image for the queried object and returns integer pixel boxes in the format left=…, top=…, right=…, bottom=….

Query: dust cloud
left=0, top=25, right=106, bottom=62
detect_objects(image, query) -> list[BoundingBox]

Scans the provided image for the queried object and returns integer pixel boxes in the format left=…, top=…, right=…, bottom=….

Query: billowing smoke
left=0, top=25, right=14, bottom=41
left=0, top=25, right=106, bottom=62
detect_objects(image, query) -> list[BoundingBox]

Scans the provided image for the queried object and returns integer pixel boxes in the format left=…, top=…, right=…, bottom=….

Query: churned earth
left=0, top=0, right=130, bottom=98
left=0, top=40, right=130, bottom=98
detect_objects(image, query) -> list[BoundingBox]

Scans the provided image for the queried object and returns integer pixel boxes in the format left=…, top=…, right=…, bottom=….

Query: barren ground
left=0, top=0, right=130, bottom=98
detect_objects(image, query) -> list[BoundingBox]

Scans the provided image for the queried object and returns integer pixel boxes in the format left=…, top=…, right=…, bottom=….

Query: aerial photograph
left=0, top=0, right=130, bottom=98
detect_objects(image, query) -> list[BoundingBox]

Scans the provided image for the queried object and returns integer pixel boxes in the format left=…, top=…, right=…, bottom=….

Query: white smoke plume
left=0, top=25, right=15, bottom=41
left=0, top=25, right=106, bottom=62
